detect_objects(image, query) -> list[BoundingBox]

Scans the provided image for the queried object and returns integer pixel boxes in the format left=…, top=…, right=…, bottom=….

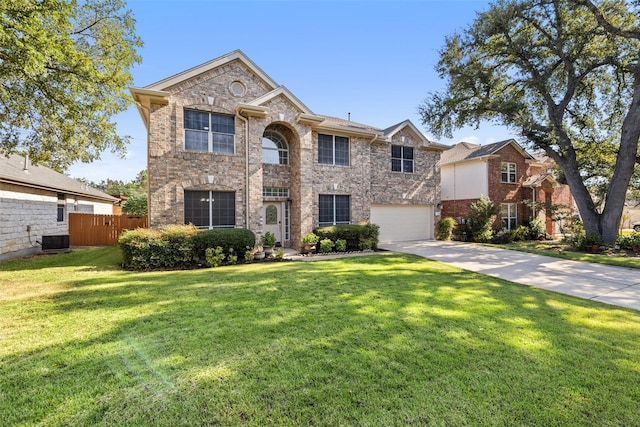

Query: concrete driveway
left=380, top=240, right=640, bottom=311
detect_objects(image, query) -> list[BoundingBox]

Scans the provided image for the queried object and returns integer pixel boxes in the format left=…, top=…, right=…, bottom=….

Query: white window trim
left=184, top=110, right=235, bottom=154
left=392, top=145, right=414, bottom=173
left=501, top=202, right=517, bottom=230
left=319, top=134, right=350, bottom=166
left=501, top=162, right=517, bottom=184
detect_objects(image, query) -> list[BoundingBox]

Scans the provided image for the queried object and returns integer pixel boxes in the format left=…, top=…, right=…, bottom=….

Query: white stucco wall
left=441, top=160, right=488, bottom=201
left=0, top=183, right=113, bottom=260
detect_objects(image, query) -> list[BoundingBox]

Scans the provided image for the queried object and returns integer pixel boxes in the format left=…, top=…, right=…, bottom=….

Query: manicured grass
left=492, top=240, right=640, bottom=269
left=2, top=247, right=640, bottom=425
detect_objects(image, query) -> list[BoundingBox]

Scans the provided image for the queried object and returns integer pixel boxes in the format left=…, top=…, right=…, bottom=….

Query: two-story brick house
left=131, top=50, right=447, bottom=247
left=440, top=139, right=574, bottom=236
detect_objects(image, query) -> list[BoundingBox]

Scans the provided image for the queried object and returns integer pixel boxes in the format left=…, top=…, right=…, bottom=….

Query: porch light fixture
left=279, top=113, right=285, bottom=121
left=402, top=193, right=408, bottom=199
left=401, top=136, right=406, bottom=142
left=207, top=96, right=215, bottom=106
left=207, top=175, right=214, bottom=184
left=333, top=183, right=339, bottom=190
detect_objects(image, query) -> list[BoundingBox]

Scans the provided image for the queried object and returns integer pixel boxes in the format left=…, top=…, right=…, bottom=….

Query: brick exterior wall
left=441, top=144, right=574, bottom=235
left=145, top=56, right=443, bottom=248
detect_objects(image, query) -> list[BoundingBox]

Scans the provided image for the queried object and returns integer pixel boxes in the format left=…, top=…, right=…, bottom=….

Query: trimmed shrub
left=319, top=238, right=334, bottom=253
left=192, top=228, right=256, bottom=263
left=120, top=226, right=255, bottom=270
left=314, top=223, right=379, bottom=251
left=162, top=224, right=199, bottom=268
left=119, top=227, right=163, bottom=270
left=335, top=239, right=347, bottom=252
left=436, top=217, right=456, bottom=241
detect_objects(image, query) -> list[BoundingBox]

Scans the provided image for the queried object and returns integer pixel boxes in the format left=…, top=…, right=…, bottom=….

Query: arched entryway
left=261, top=122, right=300, bottom=247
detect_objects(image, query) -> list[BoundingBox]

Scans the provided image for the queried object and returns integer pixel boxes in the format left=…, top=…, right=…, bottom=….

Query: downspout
left=236, top=112, right=250, bottom=229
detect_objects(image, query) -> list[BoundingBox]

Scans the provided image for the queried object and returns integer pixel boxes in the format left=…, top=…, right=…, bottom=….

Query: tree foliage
left=0, top=0, right=142, bottom=171
left=419, top=0, right=640, bottom=243
left=79, top=169, right=147, bottom=215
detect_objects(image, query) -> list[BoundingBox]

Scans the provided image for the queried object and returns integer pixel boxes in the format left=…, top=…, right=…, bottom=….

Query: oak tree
left=0, top=0, right=142, bottom=171
left=420, top=0, right=640, bottom=243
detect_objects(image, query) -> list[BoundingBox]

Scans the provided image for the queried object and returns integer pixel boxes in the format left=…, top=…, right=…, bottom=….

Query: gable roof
left=0, top=154, right=117, bottom=202
left=145, top=49, right=278, bottom=92
left=244, top=86, right=314, bottom=114
left=522, top=173, right=559, bottom=188
left=382, top=120, right=449, bottom=150
left=131, top=50, right=280, bottom=129
left=440, top=139, right=534, bottom=165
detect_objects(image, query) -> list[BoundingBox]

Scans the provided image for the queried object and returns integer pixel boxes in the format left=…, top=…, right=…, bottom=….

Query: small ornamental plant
left=319, top=238, right=333, bottom=253
left=302, top=232, right=319, bottom=245
left=335, top=239, right=347, bottom=252
left=261, top=231, right=276, bottom=247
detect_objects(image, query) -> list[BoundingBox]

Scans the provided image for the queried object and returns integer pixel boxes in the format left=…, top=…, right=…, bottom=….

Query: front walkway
left=380, top=240, right=640, bottom=311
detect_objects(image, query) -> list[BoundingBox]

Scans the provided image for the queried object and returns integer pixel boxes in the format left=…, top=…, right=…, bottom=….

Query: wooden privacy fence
left=69, top=213, right=148, bottom=246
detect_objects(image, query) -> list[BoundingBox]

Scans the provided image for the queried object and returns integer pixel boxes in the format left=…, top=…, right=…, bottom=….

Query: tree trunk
left=600, top=65, right=640, bottom=244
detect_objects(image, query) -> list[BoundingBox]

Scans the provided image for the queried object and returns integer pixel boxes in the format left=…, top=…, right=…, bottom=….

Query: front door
left=263, top=202, right=283, bottom=245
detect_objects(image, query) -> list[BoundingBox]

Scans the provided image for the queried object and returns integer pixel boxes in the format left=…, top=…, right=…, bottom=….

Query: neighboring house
left=0, top=154, right=117, bottom=260
left=131, top=50, right=448, bottom=247
left=440, top=139, right=574, bottom=236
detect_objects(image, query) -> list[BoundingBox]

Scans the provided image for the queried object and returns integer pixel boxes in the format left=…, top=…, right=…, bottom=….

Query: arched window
left=262, top=130, right=289, bottom=165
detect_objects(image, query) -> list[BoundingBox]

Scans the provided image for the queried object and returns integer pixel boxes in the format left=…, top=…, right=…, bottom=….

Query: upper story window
left=318, top=134, right=349, bottom=166
left=184, top=109, right=235, bottom=154
left=262, top=130, right=289, bottom=165
left=501, top=162, right=517, bottom=183
left=391, top=145, right=414, bottom=173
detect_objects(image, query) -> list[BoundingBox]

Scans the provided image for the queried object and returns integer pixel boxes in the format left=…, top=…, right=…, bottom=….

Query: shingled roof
left=0, top=154, right=117, bottom=202
left=440, top=139, right=534, bottom=165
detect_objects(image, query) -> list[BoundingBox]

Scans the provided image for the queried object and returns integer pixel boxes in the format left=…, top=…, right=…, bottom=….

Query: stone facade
left=0, top=182, right=114, bottom=260
left=134, top=50, right=447, bottom=248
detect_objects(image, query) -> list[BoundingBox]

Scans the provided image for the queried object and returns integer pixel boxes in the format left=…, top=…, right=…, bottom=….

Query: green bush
left=617, top=232, right=640, bottom=250
left=192, top=228, right=256, bottom=263
left=512, top=225, right=530, bottom=242
left=527, top=218, right=546, bottom=240
left=319, top=238, right=334, bottom=253
left=314, top=224, right=379, bottom=251
left=468, top=196, right=499, bottom=243
left=436, top=217, right=456, bottom=240
left=335, top=239, right=347, bottom=252
left=119, top=227, right=163, bottom=270
left=119, top=226, right=255, bottom=270
left=302, top=233, right=319, bottom=244
left=205, top=246, right=225, bottom=267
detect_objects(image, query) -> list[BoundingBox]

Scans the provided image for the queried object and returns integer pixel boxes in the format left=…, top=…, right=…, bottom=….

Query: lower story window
left=184, top=191, right=235, bottom=229
left=501, top=202, right=517, bottom=230
left=57, top=193, right=65, bottom=222
left=319, top=194, right=350, bottom=226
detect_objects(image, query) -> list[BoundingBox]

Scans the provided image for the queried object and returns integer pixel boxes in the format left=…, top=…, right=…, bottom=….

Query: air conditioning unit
left=41, top=235, right=70, bottom=252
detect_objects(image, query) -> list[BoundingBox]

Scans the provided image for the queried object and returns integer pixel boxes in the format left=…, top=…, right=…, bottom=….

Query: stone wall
left=0, top=183, right=113, bottom=260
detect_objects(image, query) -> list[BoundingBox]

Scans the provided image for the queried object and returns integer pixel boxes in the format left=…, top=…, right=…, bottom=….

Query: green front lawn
left=1, top=247, right=639, bottom=425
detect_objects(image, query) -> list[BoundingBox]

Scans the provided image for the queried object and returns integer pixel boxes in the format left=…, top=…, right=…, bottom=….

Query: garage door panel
left=370, top=205, right=433, bottom=242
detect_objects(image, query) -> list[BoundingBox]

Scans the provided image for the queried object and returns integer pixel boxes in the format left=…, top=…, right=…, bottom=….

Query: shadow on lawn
left=3, top=252, right=640, bottom=425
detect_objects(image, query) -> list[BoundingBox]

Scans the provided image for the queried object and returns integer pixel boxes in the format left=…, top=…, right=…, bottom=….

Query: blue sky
left=68, top=0, right=517, bottom=182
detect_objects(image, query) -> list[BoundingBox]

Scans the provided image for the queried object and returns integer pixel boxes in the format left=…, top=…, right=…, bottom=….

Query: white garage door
left=370, top=205, right=433, bottom=242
